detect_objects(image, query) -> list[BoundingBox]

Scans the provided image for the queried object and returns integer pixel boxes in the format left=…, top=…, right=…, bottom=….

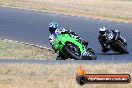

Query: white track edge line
left=0, top=38, right=54, bottom=52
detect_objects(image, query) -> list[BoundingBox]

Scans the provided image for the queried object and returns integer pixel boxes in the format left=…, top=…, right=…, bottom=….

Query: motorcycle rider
left=98, top=27, right=127, bottom=53
left=49, top=22, right=88, bottom=60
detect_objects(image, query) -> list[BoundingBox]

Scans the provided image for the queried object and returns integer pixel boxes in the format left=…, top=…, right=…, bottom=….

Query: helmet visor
left=99, top=31, right=105, bottom=35
left=49, top=28, right=56, bottom=33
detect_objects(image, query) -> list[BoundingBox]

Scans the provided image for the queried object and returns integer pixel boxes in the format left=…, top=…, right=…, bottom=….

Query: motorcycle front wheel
left=63, top=43, right=82, bottom=60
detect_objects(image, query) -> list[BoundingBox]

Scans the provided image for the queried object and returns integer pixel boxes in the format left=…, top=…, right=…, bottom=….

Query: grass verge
left=0, top=0, right=132, bottom=22
left=0, top=63, right=131, bottom=88
left=0, top=39, right=56, bottom=59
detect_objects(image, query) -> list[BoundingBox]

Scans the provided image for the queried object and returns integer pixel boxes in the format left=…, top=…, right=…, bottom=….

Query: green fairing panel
left=53, top=34, right=85, bottom=54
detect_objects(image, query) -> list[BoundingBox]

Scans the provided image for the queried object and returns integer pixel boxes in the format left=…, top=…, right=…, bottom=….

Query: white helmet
left=99, top=27, right=106, bottom=35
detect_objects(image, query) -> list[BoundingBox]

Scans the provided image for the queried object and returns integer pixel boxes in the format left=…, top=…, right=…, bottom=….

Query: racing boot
left=86, top=47, right=95, bottom=55
left=56, top=52, right=68, bottom=60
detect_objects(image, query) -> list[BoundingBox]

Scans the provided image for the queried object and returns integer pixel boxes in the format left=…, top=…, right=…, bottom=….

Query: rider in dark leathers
left=98, top=27, right=127, bottom=53
left=49, top=22, right=88, bottom=59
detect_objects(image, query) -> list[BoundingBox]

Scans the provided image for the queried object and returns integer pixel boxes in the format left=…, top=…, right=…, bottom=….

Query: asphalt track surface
left=0, top=7, right=132, bottom=62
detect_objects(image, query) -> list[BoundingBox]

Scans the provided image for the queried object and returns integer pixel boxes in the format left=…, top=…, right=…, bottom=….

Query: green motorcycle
left=52, top=33, right=97, bottom=60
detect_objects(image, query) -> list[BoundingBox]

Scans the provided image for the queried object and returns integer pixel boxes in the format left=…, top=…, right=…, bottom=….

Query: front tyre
left=63, top=43, right=82, bottom=60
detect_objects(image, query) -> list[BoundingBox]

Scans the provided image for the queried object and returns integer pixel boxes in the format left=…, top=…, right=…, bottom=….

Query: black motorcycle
left=106, top=30, right=129, bottom=54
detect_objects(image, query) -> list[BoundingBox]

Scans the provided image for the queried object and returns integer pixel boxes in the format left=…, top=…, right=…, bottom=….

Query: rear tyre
left=85, top=48, right=97, bottom=60
left=87, top=48, right=95, bottom=55
left=117, top=41, right=129, bottom=54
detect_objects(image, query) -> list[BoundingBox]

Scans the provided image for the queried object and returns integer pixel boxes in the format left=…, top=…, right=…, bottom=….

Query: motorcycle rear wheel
left=116, top=40, right=129, bottom=54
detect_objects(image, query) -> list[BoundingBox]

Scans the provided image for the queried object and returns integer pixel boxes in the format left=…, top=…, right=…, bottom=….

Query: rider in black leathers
left=98, top=27, right=127, bottom=53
